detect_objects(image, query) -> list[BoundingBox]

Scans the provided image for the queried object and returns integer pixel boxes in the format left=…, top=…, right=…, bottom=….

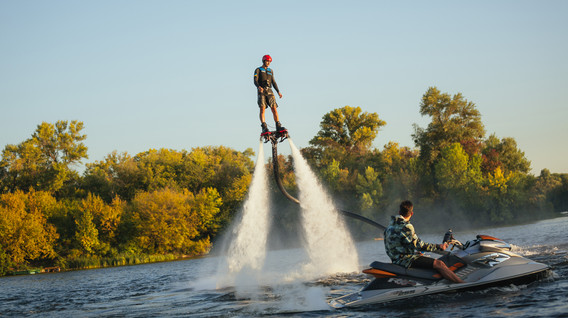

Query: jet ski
left=329, top=231, right=551, bottom=308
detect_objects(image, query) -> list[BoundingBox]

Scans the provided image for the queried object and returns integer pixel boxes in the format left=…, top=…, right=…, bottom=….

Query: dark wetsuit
left=254, top=67, right=280, bottom=109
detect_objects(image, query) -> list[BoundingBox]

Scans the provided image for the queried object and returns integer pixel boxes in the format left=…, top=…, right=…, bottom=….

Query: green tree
left=547, top=173, right=568, bottom=212
left=530, top=169, right=562, bottom=211
left=435, top=143, right=469, bottom=195
left=306, top=106, right=386, bottom=166
left=83, top=151, right=143, bottom=202
left=382, top=142, right=414, bottom=175
left=483, top=167, right=514, bottom=222
left=413, top=87, right=485, bottom=168
left=482, top=134, right=531, bottom=175
left=380, top=142, right=420, bottom=207
left=74, top=206, right=99, bottom=255
left=84, top=146, right=254, bottom=229
left=320, top=159, right=350, bottom=192
left=192, top=187, right=223, bottom=238
left=135, top=148, right=186, bottom=192
left=0, top=120, right=88, bottom=195
left=77, top=193, right=123, bottom=254
left=180, top=146, right=253, bottom=225
left=355, top=166, right=383, bottom=211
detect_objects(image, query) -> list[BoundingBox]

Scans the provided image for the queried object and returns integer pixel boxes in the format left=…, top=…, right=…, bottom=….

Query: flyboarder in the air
left=254, top=54, right=287, bottom=138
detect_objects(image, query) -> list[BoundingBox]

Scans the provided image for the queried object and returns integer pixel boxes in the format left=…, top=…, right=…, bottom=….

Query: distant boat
left=9, top=269, right=41, bottom=275
left=43, top=267, right=61, bottom=273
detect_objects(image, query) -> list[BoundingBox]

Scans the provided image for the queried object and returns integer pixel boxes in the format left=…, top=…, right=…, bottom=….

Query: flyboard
left=261, top=129, right=386, bottom=231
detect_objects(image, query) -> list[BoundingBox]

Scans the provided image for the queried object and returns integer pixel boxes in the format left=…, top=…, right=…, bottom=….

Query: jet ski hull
left=329, top=235, right=551, bottom=308
left=330, top=265, right=549, bottom=308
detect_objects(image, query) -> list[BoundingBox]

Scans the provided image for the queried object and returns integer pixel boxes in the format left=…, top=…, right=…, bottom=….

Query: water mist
left=289, top=140, right=359, bottom=275
left=217, top=141, right=271, bottom=288
left=214, top=139, right=359, bottom=313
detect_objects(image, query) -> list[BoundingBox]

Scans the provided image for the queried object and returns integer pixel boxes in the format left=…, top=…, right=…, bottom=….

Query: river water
left=1, top=217, right=567, bottom=317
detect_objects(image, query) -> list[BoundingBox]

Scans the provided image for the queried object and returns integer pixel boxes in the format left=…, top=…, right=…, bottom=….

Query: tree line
left=1, top=87, right=566, bottom=274
left=289, top=87, right=567, bottom=238
left=0, top=122, right=254, bottom=275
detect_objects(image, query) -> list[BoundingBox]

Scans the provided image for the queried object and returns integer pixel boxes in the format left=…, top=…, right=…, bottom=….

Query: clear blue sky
left=1, top=1, right=567, bottom=174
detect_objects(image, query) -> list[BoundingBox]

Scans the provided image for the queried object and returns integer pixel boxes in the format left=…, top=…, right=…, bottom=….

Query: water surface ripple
left=1, top=217, right=567, bottom=317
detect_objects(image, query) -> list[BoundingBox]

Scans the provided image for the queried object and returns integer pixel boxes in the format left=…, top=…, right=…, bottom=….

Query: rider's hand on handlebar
left=449, top=239, right=463, bottom=249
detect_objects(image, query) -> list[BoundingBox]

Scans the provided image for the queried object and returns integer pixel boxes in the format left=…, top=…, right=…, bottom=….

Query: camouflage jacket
left=383, top=215, right=439, bottom=268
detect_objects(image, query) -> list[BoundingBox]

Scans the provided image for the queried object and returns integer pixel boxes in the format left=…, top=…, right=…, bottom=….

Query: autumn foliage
left=1, top=88, right=567, bottom=274
left=0, top=121, right=253, bottom=273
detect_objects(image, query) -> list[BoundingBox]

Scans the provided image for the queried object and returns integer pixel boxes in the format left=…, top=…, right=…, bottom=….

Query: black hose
left=338, top=209, right=386, bottom=230
left=272, top=142, right=300, bottom=204
left=271, top=141, right=385, bottom=231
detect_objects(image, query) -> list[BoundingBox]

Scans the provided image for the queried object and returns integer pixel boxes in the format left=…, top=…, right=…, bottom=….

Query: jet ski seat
left=367, top=254, right=466, bottom=281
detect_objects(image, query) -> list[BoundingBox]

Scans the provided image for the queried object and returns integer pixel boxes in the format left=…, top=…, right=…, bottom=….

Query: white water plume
left=217, top=141, right=271, bottom=287
left=289, top=139, right=359, bottom=275
left=215, top=138, right=358, bottom=308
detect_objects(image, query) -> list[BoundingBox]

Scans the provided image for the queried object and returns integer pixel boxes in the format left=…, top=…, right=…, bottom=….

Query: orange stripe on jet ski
left=478, top=235, right=500, bottom=241
left=433, top=262, right=465, bottom=278
left=362, top=268, right=397, bottom=278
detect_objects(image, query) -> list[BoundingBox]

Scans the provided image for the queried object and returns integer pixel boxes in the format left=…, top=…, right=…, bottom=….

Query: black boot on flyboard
left=260, top=122, right=289, bottom=144
left=275, top=121, right=289, bottom=139
left=260, top=122, right=271, bottom=137
left=275, top=121, right=287, bottom=133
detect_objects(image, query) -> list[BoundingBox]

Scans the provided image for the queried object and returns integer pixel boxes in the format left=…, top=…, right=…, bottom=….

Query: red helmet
left=262, top=54, right=272, bottom=62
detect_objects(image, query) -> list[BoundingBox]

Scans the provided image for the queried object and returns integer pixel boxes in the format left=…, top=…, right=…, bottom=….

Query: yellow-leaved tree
left=128, top=187, right=221, bottom=256
left=0, top=190, right=59, bottom=272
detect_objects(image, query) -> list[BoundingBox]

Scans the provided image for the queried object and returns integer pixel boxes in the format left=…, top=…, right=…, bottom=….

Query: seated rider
left=254, top=54, right=286, bottom=134
left=384, top=200, right=464, bottom=283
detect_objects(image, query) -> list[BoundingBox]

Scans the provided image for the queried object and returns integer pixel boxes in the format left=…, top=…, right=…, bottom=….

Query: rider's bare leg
left=433, top=259, right=465, bottom=283
left=259, top=107, right=266, bottom=124
left=270, top=106, right=279, bottom=123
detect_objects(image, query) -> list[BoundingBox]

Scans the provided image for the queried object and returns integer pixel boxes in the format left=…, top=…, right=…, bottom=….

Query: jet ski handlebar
left=443, top=229, right=463, bottom=250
